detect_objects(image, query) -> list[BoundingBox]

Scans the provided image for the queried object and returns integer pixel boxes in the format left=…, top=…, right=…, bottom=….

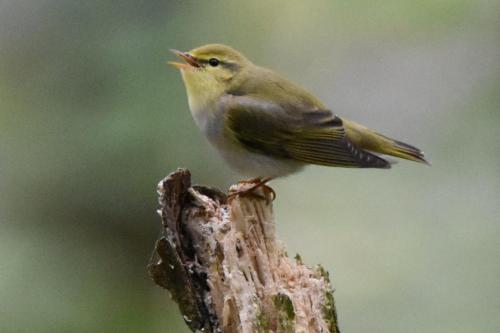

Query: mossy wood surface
left=148, top=169, right=339, bottom=333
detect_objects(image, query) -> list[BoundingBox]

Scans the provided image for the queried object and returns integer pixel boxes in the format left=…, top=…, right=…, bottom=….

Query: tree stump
left=148, top=169, right=340, bottom=333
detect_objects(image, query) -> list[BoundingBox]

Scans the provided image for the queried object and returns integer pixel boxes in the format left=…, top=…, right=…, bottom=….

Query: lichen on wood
left=148, top=168, right=340, bottom=333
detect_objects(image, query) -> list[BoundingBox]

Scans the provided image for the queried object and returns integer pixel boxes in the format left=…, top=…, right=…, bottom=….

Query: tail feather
left=390, top=139, right=429, bottom=164
left=342, top=119, right=429, bottom=165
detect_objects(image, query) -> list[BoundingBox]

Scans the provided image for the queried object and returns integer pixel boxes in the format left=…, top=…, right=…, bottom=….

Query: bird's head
left=169, top=44, right=251, bottom=110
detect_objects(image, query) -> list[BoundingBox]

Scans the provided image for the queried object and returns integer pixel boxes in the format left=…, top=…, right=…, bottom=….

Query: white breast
left=190, top=102, right=303, bottom=179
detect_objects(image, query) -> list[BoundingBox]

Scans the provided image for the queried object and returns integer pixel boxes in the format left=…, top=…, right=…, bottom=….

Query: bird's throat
left=181, top=69, right=224, bottom=114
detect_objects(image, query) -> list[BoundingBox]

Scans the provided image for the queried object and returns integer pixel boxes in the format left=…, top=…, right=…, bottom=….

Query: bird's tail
left=343, top=119, right=429, bottom=165
left=379, top=136, right=429, bottom=164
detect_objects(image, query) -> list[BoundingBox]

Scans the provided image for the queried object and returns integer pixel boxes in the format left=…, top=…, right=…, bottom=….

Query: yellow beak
left=168, top=49, right=200, bottom=69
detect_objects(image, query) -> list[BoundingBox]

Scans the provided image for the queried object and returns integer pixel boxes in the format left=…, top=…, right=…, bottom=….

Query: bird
left=169, top=44, right=428, bottom=195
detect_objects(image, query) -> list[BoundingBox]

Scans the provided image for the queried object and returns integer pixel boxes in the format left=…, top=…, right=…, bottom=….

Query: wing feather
left=222, top=96, right=390, bottom=168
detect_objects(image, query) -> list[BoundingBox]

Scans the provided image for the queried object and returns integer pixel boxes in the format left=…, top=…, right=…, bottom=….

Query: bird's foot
left=236, top=177, right=262, bottom=185
left=228, top=177, right=275, bottom=203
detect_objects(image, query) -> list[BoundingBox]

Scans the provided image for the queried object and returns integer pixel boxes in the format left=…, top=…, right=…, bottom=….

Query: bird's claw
left=228, top=177, right=275, bottom=204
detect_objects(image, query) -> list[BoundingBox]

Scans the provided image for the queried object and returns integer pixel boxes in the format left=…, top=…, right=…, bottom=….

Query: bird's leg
left=237, top=177, right=262, bottom=185
left=257, top=177, right=276, bottom=202
left=228, top=177, right=275, bottom=202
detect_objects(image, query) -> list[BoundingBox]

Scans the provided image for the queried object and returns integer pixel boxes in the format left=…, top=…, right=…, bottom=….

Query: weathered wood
left=148, top=169, right=339, bottom=333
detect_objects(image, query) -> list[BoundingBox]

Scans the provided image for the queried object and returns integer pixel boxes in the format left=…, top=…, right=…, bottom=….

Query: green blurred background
left=1, top=1, right=499, bottom=332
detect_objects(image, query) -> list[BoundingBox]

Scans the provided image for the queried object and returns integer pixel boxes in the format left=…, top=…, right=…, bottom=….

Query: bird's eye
left=208, top=58, right=220, bottom=67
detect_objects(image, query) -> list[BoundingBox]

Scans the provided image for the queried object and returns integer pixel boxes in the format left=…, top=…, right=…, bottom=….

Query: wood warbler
left=169, top=44, right=428, bottom=184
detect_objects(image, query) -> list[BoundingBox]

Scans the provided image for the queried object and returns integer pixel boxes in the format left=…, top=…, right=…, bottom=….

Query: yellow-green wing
left=222, top=96, right=390, bottom=168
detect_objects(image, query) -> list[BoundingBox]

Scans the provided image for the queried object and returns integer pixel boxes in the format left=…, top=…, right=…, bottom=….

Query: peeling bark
left=148, top=169, right=339, bottom=333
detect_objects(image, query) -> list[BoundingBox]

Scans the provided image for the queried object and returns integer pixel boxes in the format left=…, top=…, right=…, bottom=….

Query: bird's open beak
left=168, top=49, right=201, bottom=69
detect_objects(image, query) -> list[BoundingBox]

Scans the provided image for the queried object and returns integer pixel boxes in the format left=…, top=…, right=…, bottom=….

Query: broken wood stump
left=148, top=169, right=339, bottom=333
